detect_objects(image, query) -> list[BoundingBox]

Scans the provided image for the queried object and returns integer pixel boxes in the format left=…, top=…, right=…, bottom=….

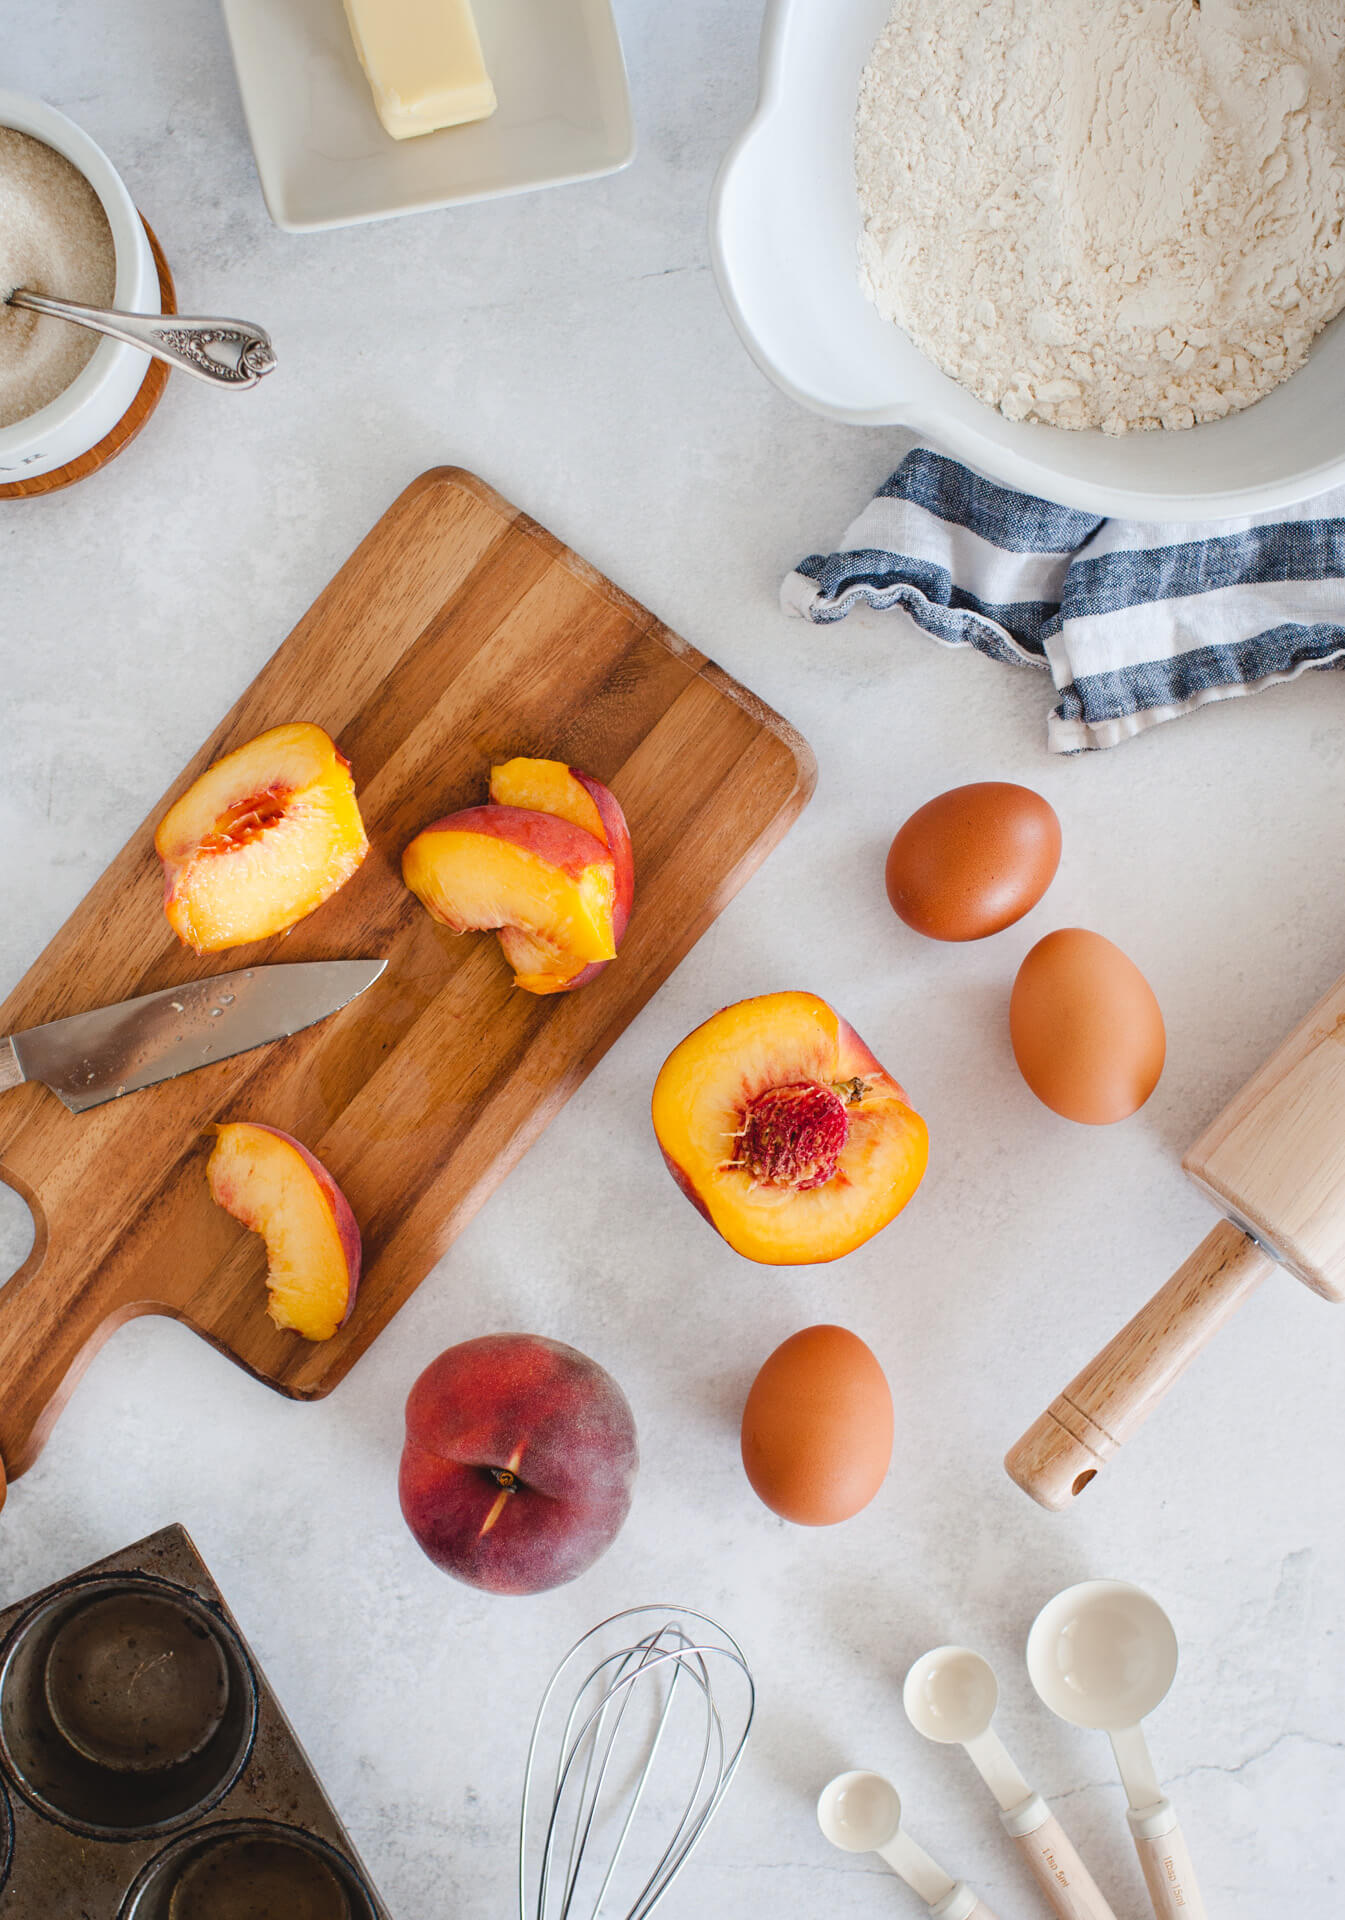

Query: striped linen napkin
left=782, top=448, right=1345, bottom=751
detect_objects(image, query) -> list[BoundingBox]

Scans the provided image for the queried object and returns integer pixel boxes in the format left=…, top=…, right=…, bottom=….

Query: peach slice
left=488, top=759, right=635, bottom=993
left=156, top=723, right=368, bottom=953
left=402, top=805, right=617, bottom=970
left=651, top=991, right=928, bottom=1265
left=206, top=1122, right=361, bottom=1341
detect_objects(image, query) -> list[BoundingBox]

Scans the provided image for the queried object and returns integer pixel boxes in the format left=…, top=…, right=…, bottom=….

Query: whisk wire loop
left=520, top=1606, right=754, bottom=1920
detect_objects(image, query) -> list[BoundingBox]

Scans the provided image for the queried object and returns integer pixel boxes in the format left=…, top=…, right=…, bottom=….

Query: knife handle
left=0, top=1040, right=22, bottom=1095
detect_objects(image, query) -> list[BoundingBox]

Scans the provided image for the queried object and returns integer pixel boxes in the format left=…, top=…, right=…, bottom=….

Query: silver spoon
left=3, top=287, right=276, bottom=387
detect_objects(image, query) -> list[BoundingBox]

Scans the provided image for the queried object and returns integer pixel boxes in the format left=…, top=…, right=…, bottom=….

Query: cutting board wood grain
left=0, top=469, right=815, bottom=1505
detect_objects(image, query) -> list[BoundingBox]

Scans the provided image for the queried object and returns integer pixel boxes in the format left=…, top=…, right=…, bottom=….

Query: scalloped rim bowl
left=710, top=0, right=1345, bottom=522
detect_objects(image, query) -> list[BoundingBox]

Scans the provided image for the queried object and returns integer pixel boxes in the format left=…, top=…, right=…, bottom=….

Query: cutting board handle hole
left=0, top=1179, right=37, bottom=1295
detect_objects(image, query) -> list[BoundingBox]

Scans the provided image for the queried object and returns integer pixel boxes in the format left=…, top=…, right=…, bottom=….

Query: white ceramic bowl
left=710, top=0, right=1345, bottom=521
left=0, top=91, right=157, bottom=482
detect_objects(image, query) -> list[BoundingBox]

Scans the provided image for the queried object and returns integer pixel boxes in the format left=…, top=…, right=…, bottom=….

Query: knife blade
left=0, top=959, right=387, bottom=1114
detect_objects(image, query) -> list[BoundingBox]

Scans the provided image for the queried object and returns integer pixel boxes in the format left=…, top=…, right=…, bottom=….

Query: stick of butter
left=344, top=0, right=497, bottom=140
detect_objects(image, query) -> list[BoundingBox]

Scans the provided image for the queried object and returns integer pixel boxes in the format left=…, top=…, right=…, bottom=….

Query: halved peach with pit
left=651, top=991, right=928, bottom=1265
left=402, top=805, right=617, bottom=971
left=488, top=759, right=634, bottom=993
left=206, top=1121, right=361, bottom=1341
left=155, top=723, right=368, bottom=953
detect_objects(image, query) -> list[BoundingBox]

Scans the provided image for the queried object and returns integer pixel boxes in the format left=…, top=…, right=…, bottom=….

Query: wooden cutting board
left=0, top=469, right=815, bottom=1506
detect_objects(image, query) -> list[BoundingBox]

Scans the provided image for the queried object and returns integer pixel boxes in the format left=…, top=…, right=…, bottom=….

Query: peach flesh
left=489, top=758, right=609, bottom=845
left=651, top=991, right=929, bottom=1265
left=490, top=760, right=635, bottom=994
left=155, top=722, right=368, bottom=954
left=496, top=932, right=592, bottom=994
left=402, top=806, right=617, bottom=965
left=205, top=1122, right=361, bottom=1342
left=398, top=1333, right=639, bottom=1595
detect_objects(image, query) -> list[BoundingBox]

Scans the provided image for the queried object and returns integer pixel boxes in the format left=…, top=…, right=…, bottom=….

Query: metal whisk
left=519, top=1605, right=755, bottom=1920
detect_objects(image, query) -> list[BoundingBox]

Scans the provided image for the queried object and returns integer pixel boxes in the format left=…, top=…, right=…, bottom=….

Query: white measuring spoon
left=1026, top=1583, right=1205, bottom=1920
left=817, top=1770, right=1001, bottom=1920
left=904, top=1647, right=1119, bottom=1920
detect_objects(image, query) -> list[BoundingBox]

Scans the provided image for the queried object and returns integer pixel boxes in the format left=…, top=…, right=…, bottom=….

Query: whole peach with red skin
left=399, top=1334, right=639, bottom=1594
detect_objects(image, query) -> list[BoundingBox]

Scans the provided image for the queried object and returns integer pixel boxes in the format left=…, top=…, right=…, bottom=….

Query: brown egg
left=740, top=1325, right=893, bottom=1526
left=1010, top=928, right=1165, bottom=1125
left=886, top=782, right=1061, bottom=941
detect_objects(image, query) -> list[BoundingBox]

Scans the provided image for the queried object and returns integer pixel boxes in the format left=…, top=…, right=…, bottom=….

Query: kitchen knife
left=0, top=959, right=387, bottom=1114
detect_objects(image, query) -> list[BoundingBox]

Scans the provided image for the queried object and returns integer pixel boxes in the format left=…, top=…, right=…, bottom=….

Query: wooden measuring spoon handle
left=1005, top=1219, right=1275, bottom=1509
left=1004, top=1802, right=1120, bottom=1920
left=1131, top=1810, right=1205, bottom=1920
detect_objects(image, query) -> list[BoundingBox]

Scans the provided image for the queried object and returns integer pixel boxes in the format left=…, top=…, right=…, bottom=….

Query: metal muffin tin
left=0, top=1523, right=391, bottom=1917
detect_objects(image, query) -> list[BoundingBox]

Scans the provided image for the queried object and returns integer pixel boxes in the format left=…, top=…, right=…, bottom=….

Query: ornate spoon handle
left=4, top=289, right=276, bottom=387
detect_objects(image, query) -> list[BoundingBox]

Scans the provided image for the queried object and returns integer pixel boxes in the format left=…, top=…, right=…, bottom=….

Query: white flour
left=855, top=0, right=1345, bottom=433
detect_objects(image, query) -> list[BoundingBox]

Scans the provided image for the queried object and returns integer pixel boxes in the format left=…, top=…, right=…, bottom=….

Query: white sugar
left=0, top=127, right=117, bottom=430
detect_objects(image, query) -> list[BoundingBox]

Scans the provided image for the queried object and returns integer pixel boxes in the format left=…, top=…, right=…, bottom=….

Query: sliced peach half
left=206, top=1122, right=361, bottom=1341
left=488, top=758, right=635, bottom=993
left=155, top=722, right=368, bottom=953
left=402, top=805, right=617, bottom=971
left=651, top=991, right=928, bottom=1265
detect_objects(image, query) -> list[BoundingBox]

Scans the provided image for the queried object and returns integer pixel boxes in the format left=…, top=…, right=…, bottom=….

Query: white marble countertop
left=2, top=4, right=1343, bottom=1915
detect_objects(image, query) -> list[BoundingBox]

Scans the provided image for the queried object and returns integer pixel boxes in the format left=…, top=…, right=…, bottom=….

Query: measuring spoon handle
left=1130, top=1810, right=1205, bottom=1920
left=1004, top=1802, right=1120, bottom=1920
left=929, top=1886, right=1002, bottom=1920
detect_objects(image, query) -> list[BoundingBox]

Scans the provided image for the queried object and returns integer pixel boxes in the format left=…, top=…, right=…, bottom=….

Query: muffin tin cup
left=0, top=1573, right=257, bottom=1840
left=119, top=1817, right=380, bottom=1919
left=0, top=1777, right=11, bottom=1896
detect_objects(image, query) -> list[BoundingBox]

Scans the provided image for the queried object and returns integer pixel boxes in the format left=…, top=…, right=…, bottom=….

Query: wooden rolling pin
left=1007, top=968, right=1345, bottom=1509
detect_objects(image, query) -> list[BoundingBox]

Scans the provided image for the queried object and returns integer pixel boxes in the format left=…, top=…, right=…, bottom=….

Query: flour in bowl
left=855, top=0, right=1345, bottom=433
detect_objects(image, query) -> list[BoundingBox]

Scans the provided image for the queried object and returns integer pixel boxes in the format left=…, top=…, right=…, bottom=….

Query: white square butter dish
left=222, top=0, right=634, bottom=232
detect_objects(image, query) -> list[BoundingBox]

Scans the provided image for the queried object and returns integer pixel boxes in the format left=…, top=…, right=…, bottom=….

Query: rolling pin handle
left=1006, top=1219, right=1276, bottom=1509
left=1003, top=1404, right=1115, bottom=1513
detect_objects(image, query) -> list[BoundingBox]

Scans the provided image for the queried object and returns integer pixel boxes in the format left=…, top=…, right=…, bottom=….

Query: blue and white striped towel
left=782, top=449, right=1345, bottom=752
